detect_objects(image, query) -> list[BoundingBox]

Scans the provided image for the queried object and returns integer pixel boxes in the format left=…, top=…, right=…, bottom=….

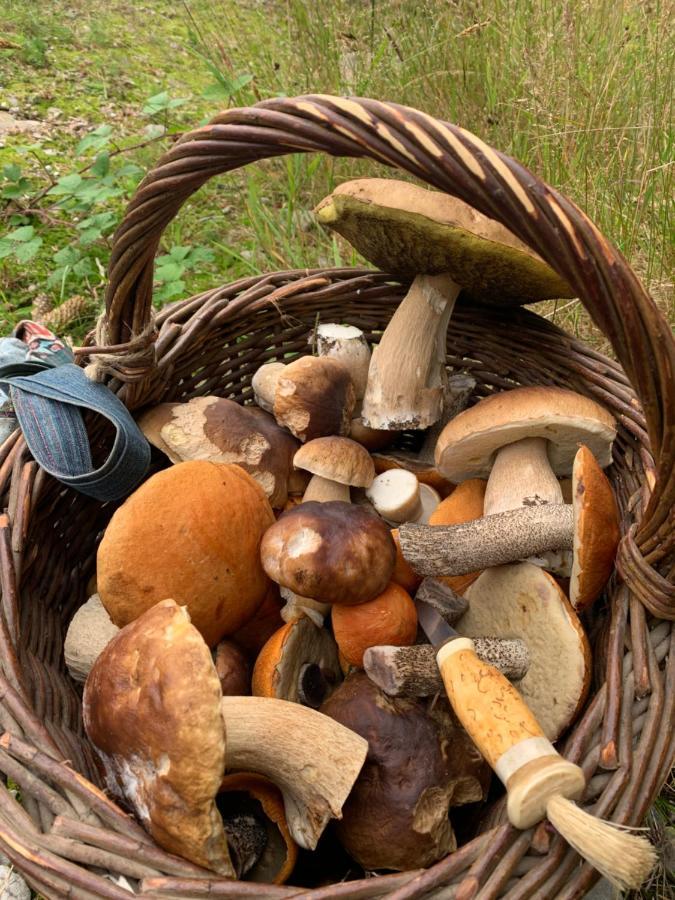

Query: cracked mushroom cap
left=320, top=672, right=489, bottom=871
left=436, top=386, right=616, bottom=481
left=97, top=461, right=275, bottom=647
left=83, top=600, right=233, bottom=876
left=252, top=617, right=342, bottom=707
left=571, top=445, right=620, bottom=611
left=137, top=397, right=300, bottom=509
left=314, top=178, right=573, bottom=305
left=461, top=562, right=591, bottom=740
left=293, top=436, right=375, bottom=488
left=260, top=501, right=395, bottom=605
left=274, top=356, right=356, bottom=442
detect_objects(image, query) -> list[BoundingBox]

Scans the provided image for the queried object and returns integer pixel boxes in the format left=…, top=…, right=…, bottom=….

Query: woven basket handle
left=104, top=94, right=674, bottom=569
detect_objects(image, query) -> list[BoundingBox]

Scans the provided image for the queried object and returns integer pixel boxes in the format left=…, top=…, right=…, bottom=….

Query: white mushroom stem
left=484, top=437, right=563, bottom=516
left=251, top=362, right=285, bottom=413
left=314, top=324, right=371, bottom=400
left=364, top=639, right=530, bottom=697
left=398, top=504, right=574, bottom=576
left=221, top=696, right=368, bottom=850
left=64, top=595, right=120, bottom=683
left=361, top=273, right=460, bottom=430
left=302, top=475, right=350, bottom=503
left=366, top=469, right=422, bottom=523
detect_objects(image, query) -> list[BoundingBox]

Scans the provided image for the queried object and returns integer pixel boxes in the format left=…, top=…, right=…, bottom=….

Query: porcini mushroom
left=260, top=501, right=396, bottom=606
left=366, top=469, right=440, bottom=524
left=97, top=461, right=275, bottom=647
left=251, top=356, right=356, bottom=442
left=294, top=436, right=374, bottom=503
left=64, top=594, right=120, bottom=683
left=459, top=562, right=592, bottom=740
left=401, top=441, right=619, bottom=609
left=137, top=397, right=300, bottom=509
left=84, top=599, right=368, bottom=869
left=321, top=672, right=489, bottom=870
left=315, top=179, right=573, bottom=430
left=312, top=323, right=371, bottom=400
left=331, top=582, right=418, bottom=668
left=252, top=616, right=341, bottom=707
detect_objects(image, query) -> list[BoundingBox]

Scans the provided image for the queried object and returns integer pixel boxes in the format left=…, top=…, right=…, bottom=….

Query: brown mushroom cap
left=83, top=600, right=233, bottom=876
left=252, top=617, right=341, bottom=706
left=260, top=501, right=395, bottom=605
left=214, top=640, right=251, bottom=697
left=97, top=461, right=275, bottom=647
left=320, top=672, right=488, bottom=870
left=436, top=386, right=616, bottom=481
left=138, top=397, right=300, bottom=509
left=274, top=356, right=356, bottom=442
left=571, top=445, right=620, bottom=611
left=461, top=562, right=591, bottom=740
left=315, top=178, right=573, bottom=304
left=293, top=436, right=375, bottom=488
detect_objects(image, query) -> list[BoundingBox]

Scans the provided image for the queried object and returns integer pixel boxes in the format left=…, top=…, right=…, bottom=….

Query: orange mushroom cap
left=332, top=582, right=418, bottom=668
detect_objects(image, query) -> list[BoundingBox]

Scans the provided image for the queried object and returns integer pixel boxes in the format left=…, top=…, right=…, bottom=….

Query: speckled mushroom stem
left=484, top=437, right=563, bottom=515
left=364, top=639, right=530, bottom=697
left=361, top=274, right=460, bottom=430
left=398, top=504, right=574, bottom=576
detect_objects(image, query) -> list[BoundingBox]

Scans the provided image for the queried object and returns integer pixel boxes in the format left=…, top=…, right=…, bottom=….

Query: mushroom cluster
left=61, top=175, right=623, bottom=889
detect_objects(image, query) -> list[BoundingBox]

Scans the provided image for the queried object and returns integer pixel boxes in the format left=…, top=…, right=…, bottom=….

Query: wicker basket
left=0, top=95, right=672, bottom=900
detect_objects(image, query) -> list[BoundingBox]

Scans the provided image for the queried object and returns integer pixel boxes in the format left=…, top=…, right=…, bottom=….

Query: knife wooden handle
left=436, top=638, right=585, bottom=828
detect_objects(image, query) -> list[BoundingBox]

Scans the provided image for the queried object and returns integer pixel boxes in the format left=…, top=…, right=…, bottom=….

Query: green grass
left=0, top=1, right=673, bottom=896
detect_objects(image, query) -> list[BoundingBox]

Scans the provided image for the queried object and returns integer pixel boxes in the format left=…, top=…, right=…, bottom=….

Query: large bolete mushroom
left=97, top=461, right=275, bottom=647
left=315, top=179, right=573, bottom=430
left=321, top=672, right=489, bottom=871
left=137, top=397, right=301, bottom=508
left=260, top=501, right=396, bottom=606
left=84, top=600, right=369, bottom=874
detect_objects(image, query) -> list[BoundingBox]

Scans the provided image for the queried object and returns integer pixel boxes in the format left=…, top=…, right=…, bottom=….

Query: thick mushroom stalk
left=221, top=696, right=367, bottom=850
left=362, top=273, right=459, bottom=430
left=483, top=436, right=563, bottom=515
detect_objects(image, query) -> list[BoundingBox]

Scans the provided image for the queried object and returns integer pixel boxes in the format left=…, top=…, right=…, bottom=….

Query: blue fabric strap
left=0, top=364, right=150, bottom=502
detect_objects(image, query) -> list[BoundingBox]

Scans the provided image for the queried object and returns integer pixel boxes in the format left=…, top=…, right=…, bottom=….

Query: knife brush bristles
left=545, top=795, right=656, bottom=890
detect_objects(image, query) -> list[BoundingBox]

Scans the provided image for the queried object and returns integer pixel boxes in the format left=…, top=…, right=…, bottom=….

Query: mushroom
left=427, top=478, right=487, bottom=595
left=84, top=599, right=369, bottom=869
left=320, top=672, right=489, bottom=870
left=312, top=323, right=371, bottom=401
left=260, top=501, right=396, bottom=607
left=401, top=440, right=619, bottom=610
left=137, top=397, right=300, bottom=509
left=64, top=594, right=120, bottom=683
left=331, top=582, right=418, bottom=668
left=252, top=616, right=342, bottom=707
left=366, top=469, right=441, bottom=524
left=459, top=562, right=592, bottom=740
left=294, top=436, right=374, bottom=503
left=251, top=356, right=356, bottom=442
left=214, top=640, right=251, bottom=697
left=97, top=461, right=275, bottom=647
left=218, top=772, right=298, bottom=884
left=390, top=528, right=423, bottom=594
left=315, top=179, right=573, bottom=430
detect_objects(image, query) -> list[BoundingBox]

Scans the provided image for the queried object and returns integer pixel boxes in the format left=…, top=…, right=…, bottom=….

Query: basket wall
left=0, top=95, right=672, bottom=899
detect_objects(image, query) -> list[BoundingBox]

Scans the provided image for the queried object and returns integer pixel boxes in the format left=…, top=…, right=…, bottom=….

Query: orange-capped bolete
left=252, top=617, right=342, bottom=707
left=84, top=600, right=368, bottom=874
left=401, top=441, right=619, bottom=610
left=460, top=562, right=592, bottom=741
left=315, top=179, right=573, bottom=431
left=321, top=672, right=489, bottom=870
left=252, top=356, right=356, bottom=442
left=260, top=501, right=395, bottom=606
left=137, top=397, right=301, bottom=508
left=332, top=582, right=417, bottom=668
left=97, top=461, right=275, bottom=647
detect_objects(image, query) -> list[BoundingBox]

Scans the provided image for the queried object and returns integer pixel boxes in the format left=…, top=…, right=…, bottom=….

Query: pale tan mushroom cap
left=293, top=437, right=375, bottom=488
left=314, top=178, right=573, bottom=305
left=83, top=600, right=232, bottom=875
left=435, top=386, right=616, bottom=481
left=461, top=563, right=591, bottom=741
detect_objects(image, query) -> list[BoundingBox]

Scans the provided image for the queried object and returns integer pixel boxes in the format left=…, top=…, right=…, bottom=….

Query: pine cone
left=41, top=295, right=89, bottom=332
left=31, top=293, right=54, bottom=322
